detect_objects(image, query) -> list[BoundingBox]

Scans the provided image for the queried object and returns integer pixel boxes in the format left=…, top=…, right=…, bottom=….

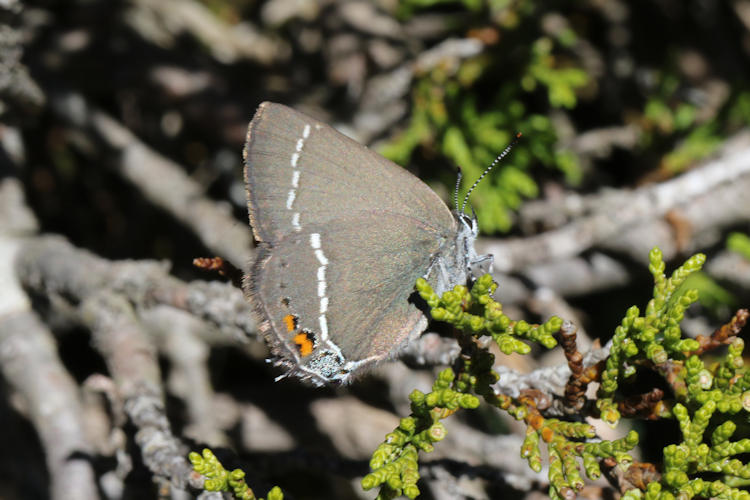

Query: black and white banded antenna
left=453, top=166, right=463, bottom=211
left=460, top=132, right=522, bottom=214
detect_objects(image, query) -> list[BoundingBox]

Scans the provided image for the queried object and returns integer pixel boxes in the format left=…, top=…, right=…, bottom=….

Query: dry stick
left=0, top=3, right=46, bottom=114
left=127, top=0, right=290, bottom=65
left=482, top=132, right=750, bottom=272
left=7, top=235, right=600, bottom=495
left=507, top=171, right=746, bottom=299
left=79, top=291, right=200, bottom=493
left=602, top=170, right=750, bottom=261
left=0, top=311, right=99, bottom=500
left=0, top=174, right=97, bottom=498
left=140, top=305, right=227, bottom=446
left=91, top=109, right=253, bottom=267
left=487, top=251, right=632, bottom=312
left=12, top=235, right=278, bottom=494
left=16, top=235, right=256, bottom=345
left=357, top=37, right=483, bottom=141
left=617, top=388, right=666, bottom=420
left=518, top=124, right=641, bottom=232
left=16, top=237, right=256, bottom=464
left=51, top=93, right=253, bottom=268
left=706, top=250, right=750, bottom=289
left=492, top=341, right=612, bottom=417
left=692, top=308, right=749, bottom=356
left=8, top=234, right=217, bottom=492
left=13, top=236, right=257, bottom=486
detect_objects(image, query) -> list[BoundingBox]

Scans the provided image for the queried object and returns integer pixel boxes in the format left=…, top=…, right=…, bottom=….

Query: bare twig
left=691, top=308, right=749, bottom=356
left=126, top=0, right=290, bottom=65
left=0, top=311, right=99, bottom=500
left=0, top=5, right=45, bottom=117
left=80, top=291, right=199, bottom=492
left=141, top=305, right=227, bottom=445
left=492, top=341, right=612, bottom=415
left=0, top=168, right=98, bottom=498
left=15, top=235, right=256, bottom=345
left=706, top=250, right=750, bottom=289
left=508, top=252, right=631, bottom=302
left=51, top=93, right=254, bottom=268
left=483, top=132, right=750, bottom=272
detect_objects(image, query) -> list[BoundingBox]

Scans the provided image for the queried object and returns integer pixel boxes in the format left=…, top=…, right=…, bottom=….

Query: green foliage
left=639, top=72, right=750, bottom=176
left=197, top=246, right=750, bottom=500
left=364, top=247, right=750, bottom=499
left=665, top=347, right=750, bottom=495
left=643, top=74, right=699, bottom=135
left=522, top=37, right=588, bottom=109
left=362, top=369, right=480, bottom=499
left=363, top=274, right=637, bottom=500
left=598, top=248, right=705, bottom=425
left=395, top=0, right=515, bottom=20
left=379, top=80, right=556, bottom=234
left=728, top=232, right=750, bottom=261
left=189, top=448, right=283, bottom=500
left=385, top=3, right=750, bottom=236
left=594, top=248, right=750, bottom=498
left=675, top=271, right=735, bottom=318
left=660, top=124, right=723, bottom=173
left=622, top=392, right=750, bottom=500
left=379, top=3, right=587, bottom=234
left=545, top=430, right=638, bottom=500
left=727, top=91, right=750, bottom=129
left=416, top=274, right=559, bottom=353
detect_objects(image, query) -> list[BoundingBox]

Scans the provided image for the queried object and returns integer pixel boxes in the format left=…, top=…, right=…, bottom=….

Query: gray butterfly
left=243, top=102, right=493, bottom=385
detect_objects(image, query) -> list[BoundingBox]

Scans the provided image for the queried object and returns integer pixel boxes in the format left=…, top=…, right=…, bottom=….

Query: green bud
left=431, top=308, right=448, bottom=321
left=399, top=417, right=416, bottom=433
left=404, top=485, right=420, bottom=499
left=469, top=315, right=484, bottom=331
left=428, top=422, right=446, bottom=441
left=409, top=389, right=424, bottom=404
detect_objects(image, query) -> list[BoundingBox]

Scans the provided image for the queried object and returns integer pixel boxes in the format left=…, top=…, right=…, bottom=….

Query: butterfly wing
left=244, top=102, right=455, bottom=242
left=243, top=102, right=459, bottom=383
left=251, top=214, right=451, bottom=383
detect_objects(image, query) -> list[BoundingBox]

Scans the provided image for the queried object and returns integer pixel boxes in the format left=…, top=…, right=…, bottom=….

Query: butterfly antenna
left=461, top=132, right=522, bottom=213
left=454, top=167, right=463, bottom=211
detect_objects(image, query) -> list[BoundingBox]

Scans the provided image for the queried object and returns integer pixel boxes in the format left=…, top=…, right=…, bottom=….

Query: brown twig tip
left=618, top=388, right=666, bottom=419
left=601, top=458, right=661, bottom=494
left=558, top=321, right=589, bottom=411
left=519, top=389, right=552, bottom=411
left=622, top=462, right=661, bottom=492
left=716, top=308, right=749, bottom=339
left=193, top=256, right=244, bottom=289
left=558, top=320, right=581, bottom=362
left=693, top=308, right=749, bottom=355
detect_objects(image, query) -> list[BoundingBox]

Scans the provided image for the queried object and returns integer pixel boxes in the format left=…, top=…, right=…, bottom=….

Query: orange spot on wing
left=283, top=314, right=297, bottom=332
left=293, top=333, right=314, bottom=357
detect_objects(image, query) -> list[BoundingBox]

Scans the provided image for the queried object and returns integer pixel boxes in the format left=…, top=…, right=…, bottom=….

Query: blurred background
left=1, top=0, right=750, bottom=499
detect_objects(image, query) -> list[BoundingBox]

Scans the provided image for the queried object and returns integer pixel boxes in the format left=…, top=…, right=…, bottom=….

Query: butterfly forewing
left=244, top=102, right=455, bottom=242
